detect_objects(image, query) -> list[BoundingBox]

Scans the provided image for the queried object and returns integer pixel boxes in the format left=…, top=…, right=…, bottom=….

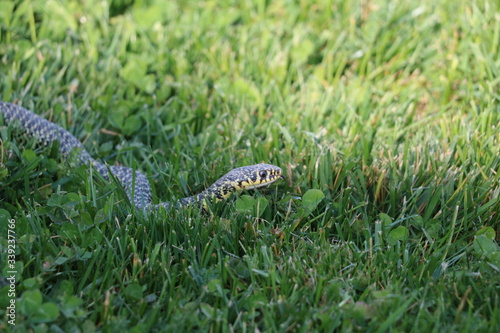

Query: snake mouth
left=244, top=176, right=282, bottom=190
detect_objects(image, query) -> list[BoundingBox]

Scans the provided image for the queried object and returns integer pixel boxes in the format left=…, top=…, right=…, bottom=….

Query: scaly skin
left=0, top=101, right=282, bottom=209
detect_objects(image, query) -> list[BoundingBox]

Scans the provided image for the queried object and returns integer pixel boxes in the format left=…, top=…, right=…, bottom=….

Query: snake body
left=0, top=101, right=282, bottom=209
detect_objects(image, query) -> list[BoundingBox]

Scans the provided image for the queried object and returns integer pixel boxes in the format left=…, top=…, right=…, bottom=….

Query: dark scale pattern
left=1, top=101, right=283, bottom=210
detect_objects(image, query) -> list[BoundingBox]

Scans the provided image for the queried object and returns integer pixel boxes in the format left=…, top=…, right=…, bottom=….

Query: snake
left=0, top=101, right=283, bottom=210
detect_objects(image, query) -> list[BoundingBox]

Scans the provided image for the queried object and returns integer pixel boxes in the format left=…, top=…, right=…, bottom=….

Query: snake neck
left=155, top=186, right=229, bottom=210
left=154, top=193, right=202, bottom=210
left=179, top=188, right=222, bottom=206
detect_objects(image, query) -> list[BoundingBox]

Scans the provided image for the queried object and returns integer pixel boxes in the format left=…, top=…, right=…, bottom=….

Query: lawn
left=0, top=0, right=499, bottom=331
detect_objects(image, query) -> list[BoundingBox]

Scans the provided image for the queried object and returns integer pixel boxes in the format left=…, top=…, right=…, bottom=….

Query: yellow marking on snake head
left=201, top=163, right=283, bottom=201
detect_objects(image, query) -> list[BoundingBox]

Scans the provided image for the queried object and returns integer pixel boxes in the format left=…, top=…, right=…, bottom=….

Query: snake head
left=205, top=163, right=283, bottom=200
left=231, top=163, right=283, bottom=190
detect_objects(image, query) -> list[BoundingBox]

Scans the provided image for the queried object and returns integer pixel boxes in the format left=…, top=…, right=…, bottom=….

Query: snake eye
left=259, top=170, right=268, bottom=178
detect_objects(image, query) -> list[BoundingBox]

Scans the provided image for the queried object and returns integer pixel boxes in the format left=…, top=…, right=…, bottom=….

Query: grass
left=0, top=0, right=499, bottom=331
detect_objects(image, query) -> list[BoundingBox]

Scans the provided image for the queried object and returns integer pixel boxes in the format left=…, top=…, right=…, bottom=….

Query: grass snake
left=0, top=101, right=283, bottom=210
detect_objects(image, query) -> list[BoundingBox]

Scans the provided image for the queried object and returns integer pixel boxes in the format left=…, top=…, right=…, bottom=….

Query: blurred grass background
left=0, top=0, right=498, bottom=331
